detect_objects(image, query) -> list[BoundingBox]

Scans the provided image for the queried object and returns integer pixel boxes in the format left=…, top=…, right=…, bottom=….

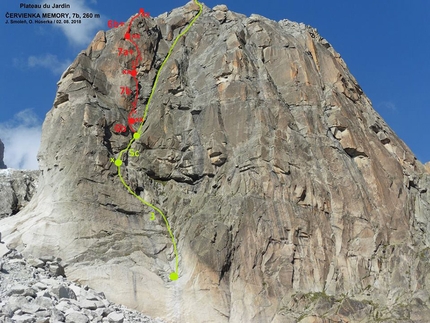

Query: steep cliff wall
left=1, top=2, right=430, bottom=322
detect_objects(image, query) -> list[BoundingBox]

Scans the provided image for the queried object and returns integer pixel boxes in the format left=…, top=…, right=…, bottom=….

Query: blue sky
left=0, top=0, right=429, bottom=169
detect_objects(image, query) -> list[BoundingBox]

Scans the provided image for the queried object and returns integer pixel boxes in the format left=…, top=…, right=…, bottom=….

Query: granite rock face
left=1, top=2, right=430, bottom=322
left=0, top=169, right=39, bottom=220
left=0, top=139, right=7, bottom=169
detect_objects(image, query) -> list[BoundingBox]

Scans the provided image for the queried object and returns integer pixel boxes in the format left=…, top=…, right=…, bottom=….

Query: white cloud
left=40, top=0, right=104, bottom=47
left=27, top=54, right=71, bottom=74
left=377, top=101, right=397, bottom=111
left=0, top=109, right=42, bottom=170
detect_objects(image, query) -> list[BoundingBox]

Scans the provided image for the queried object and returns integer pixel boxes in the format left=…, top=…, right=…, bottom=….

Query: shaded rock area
left=0, top=139, right=7, bottom=169
left=0, top=249, right=166, bottom=323
left=1, top=1, right=430, bottom=322
left=0, top=169, right=39, bottom=219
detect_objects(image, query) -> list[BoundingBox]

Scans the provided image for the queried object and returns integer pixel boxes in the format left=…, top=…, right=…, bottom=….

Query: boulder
left=7, top=284, right=26, bottom=296
left=107, top=312, right=124, bottom=323
left=65, top=311, right=89, bottom=323
left=51, top=286, right=77, bottom=300
left=11, top=314, right=35, bottom=323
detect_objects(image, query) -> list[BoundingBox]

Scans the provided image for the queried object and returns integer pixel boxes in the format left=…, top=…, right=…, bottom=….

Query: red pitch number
left=118, top=48, right=133, bottom=56
left=120, top=86, right=131, bottom=95
left=114, top=124, right=127, bottom=133
left=107, top=20, right=124, bottom=28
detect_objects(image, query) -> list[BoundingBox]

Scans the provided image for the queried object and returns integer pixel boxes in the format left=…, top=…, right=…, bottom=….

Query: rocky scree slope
left=0, top=249, right=166, bottom=323
left=1, top=2, right=430, bottom=322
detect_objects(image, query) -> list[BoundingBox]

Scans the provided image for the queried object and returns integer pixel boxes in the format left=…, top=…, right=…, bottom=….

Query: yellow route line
left=114, top=0, right=203, bottom=281
left=138, top=0, right=203, bottom=132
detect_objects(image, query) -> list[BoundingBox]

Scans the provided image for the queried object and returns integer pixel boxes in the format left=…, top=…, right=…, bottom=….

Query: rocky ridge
left=0, top=169, right=39, bottom=220
left=0, top=248, right=166, bottom=323
left=0, top=139, right=7, bottom=169
left=1, top=2, right=430, bottom=323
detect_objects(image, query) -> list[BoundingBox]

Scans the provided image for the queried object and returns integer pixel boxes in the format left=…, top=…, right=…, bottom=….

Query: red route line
left=123, top=8, right=149, bottom=133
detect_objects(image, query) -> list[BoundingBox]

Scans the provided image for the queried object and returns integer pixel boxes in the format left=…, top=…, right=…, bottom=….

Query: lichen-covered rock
left=1, top=2, right=430, bottom=322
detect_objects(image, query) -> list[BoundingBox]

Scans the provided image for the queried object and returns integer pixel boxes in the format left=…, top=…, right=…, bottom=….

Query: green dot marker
left=133, top=132, right=141, bottom=140
left=169, top=272, right=179, bottom=281
left=115, top=159, right=123, bottom=167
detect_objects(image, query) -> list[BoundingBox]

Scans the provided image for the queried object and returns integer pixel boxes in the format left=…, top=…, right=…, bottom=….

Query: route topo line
left=113, top=0, right=203, bottom=281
